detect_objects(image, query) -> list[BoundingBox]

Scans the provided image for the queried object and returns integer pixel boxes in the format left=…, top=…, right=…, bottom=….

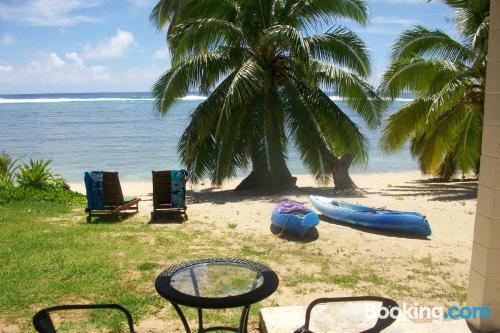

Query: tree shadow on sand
left=318, top=214, right=431, bottom=240
left=186, top=185, right=369, bottom=205
left=149, top=212, right=186, bottom=224
left=380, top=178, right=478, bottom=202
left=86, top=213, right=136, bottom=224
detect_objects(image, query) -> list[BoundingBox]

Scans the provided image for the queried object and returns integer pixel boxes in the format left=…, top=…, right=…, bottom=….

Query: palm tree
left=378, top=0, right=489, bottom=180
left=151, top=0, right=383, bottom=191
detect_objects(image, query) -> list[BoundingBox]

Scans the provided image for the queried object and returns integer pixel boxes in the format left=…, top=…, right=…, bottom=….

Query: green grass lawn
left=0, top=200, right=468, bottom=332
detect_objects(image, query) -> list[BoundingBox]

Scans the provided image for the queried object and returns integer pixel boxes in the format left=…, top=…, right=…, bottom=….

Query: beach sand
left=69, top=171, right=478, bottom=331
left=70, top=171, right=477, bottom=258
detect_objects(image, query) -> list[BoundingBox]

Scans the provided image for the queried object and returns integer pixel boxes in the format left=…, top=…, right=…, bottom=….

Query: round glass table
left=155, top=258, right=279, bottom=333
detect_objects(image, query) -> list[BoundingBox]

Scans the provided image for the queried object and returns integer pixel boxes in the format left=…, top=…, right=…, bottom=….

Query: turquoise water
left=0, top=92, right=417, bottom=183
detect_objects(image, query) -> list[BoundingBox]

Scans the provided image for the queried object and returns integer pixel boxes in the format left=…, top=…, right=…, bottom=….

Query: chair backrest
left=102, top=172, right=124, bottom=206
left=294, top=296, right=399, bottom=333
left=152, top=170, right=188, bottom=208
left=152, top=170, right=172, bottom=207
left=33, top=304, right=135, bottom=333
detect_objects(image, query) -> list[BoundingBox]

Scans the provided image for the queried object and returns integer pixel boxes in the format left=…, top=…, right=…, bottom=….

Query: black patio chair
left=293, top=296, right=399, bottom=333
left=33, top=304, right=136, bottom=333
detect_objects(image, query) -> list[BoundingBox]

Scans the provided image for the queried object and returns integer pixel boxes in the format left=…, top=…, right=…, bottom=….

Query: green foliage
left=0, top=156, right=83, bottom=205
left=0, top=153, right=21, bottom=188
left=151, top=0, right=383, bottom=187
left=379, top=1, right=489, bottom=179
left=0, top=183, right=84, bottom=205
left=16, top=159, right=57, bottom=189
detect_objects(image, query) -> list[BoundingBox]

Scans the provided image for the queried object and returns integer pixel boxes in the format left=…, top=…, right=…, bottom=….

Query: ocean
left=0, top=92, right=418, bottom=183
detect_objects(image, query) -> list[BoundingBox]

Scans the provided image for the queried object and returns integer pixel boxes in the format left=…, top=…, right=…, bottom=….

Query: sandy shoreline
left=70, top=170, right=478, bottom=265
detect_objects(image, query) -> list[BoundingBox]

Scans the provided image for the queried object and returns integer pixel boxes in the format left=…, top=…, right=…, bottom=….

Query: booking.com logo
left=365, top=302, right=492, bottom=322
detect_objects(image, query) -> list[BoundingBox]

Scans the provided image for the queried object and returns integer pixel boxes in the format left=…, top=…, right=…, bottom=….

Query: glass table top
left=170, top=262, right=264, bottom=298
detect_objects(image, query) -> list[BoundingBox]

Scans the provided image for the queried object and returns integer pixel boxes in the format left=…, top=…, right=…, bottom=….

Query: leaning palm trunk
left=330, top=154, right=357, bottom=190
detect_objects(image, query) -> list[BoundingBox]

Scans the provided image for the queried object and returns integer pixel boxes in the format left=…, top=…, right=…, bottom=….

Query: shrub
left=0, top=184, right=84, bottom=205
left=0, top=156, right=84, bottom=205
left=17, top=159, right=57, bottom=189
left=0, top=153, right=21, bottom=188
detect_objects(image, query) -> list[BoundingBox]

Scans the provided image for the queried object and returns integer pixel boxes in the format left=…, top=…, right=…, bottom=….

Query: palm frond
left=169, top=18, right=245, bottom=60
left=289, top=73, right=368, bottom=164
left=453, top=107, right=482, bottom=174
left=152, top=50, right=237, bottom=114
left=287, top=0, right=368, bottom=28
left=150, top=0, right=189, bottom=29
left=178, top=74, right=235, bottom=183
left=261, top=25, right=309, bottom=62
left=306, top=26, right=370, bottom=76
left=380, top=97, right=433, bottom=152
left=471, top=15, right=489, bottom=53
left=378, top=57, right=463, bottom=99
left=220, top=58, right=268, bottom=116
left=280, top=78, right=332, bottom=184
left=391, top=26, right=472, bottom=63
left=308, top=60, right=383, bottom=128
left=412, top=102, right=466, bottom=173
left=449, top=0, right=490, bottom=41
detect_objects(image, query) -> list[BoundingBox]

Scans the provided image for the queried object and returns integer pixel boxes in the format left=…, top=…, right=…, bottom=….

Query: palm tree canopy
left=151, top=0, right=383, bottom=187
left=379, top=0, right=489, bottom=179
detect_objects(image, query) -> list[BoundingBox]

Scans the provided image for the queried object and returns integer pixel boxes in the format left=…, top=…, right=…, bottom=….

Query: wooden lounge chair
left=85, top=171, right=140, bottom=223
left=152, top=170, right=188, bottom=221
left=33, top=304, right=136, bottom=332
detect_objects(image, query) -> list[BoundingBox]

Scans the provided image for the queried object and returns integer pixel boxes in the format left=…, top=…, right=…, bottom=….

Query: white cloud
left=0, top=52, right=111, bottom=93
left=49, top=53, right=66, bottom=67
left=0, top=65, right=13, bottom=73
left=371, top=16, right=419, bottom=26
left=1, top=33, right=15, bottom=45
left=0, top=52, right=167, bottom=93
left=83, top=30, right=136, bottom=60
left=65, top=52, right=84, bottom=66
left=0, top=0, right=101, bottom=27
left=153, top=47, right=171, bottom=60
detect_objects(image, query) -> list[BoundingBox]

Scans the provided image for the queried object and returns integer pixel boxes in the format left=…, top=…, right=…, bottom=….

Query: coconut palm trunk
left=236, top=156, right=297, bottom=191
left=330, top=153, right=356, bottom=190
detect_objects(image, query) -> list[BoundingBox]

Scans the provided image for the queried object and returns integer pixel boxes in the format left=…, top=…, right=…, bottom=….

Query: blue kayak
left=309, top=196, right=431, bottom=237
left=271, top=200, right=320, bottom=237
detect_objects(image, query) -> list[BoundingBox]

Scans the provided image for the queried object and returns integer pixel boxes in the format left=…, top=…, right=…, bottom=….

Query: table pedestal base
left=171, top=302, right=251, bottom=333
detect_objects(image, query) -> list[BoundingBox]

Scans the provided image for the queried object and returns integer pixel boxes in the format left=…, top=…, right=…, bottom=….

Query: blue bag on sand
left=84, top=171, right=104, bottom=209
left=170, top=170, right=188, bottom=208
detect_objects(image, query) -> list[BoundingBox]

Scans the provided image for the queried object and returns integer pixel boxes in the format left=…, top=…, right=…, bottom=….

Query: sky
left=0, top=0, right=457, bottom=94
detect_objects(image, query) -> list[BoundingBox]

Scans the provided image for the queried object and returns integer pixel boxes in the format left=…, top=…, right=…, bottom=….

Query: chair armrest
left=115, top=197, right=141, bottom=213
left=33, top=304, right=135, bottom=333
left=296, top=296, right=399, bottom=333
